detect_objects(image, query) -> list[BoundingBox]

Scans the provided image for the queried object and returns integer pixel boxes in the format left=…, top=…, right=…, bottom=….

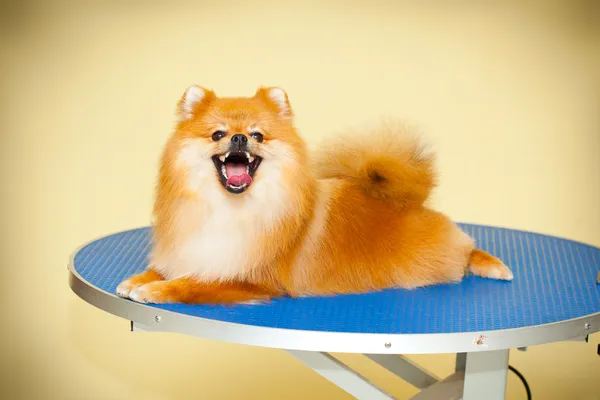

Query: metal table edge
left=67, top=259, right=600, bottom=355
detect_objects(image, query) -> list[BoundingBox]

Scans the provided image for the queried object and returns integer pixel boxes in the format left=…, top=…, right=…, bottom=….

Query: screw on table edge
left=384, top=342, right=392, bottom=348
left=155, top=316, right=162, bottom=323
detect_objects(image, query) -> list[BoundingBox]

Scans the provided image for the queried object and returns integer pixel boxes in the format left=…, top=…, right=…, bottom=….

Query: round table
left=68, top=223, right=600, bottom=400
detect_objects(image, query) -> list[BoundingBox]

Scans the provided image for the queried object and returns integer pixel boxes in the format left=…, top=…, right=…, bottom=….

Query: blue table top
left=72, top=224, right=600, bottom=335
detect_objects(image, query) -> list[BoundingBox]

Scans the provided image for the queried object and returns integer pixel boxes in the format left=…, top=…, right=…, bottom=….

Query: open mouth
left=211, top=151, right=263, bottom=194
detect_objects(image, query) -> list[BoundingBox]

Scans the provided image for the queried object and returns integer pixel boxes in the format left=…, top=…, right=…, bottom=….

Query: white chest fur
left=150, top=140, right=292, bottom=281
left=154, top=199, right=266, bottom=281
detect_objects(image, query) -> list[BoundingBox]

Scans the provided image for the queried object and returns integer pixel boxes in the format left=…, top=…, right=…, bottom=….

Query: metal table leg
left=287, top=350, right=395, bottom=399
left=365, top=354, right=439, bottom=389
left=462, top=350, right=510, bottom=400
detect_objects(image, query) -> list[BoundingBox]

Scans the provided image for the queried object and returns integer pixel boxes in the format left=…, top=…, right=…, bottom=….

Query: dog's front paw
left=115, top=269, right=164, bottom=299
left=129, top=282, right=172, bottom=304
left=116, top=279, right=139, bottom=299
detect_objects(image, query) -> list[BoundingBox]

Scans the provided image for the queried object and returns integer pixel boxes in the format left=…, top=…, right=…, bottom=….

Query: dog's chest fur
left=151, top=154, right=290, bottom=281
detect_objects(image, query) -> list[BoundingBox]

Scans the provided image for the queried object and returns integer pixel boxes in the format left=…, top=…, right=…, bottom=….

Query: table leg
left=408, top=371, right=465, bottom=400
left=365, top=354, right=439, bottom=389
left=462, top=350, right=510, bottom=400
left=455, top=353, right=466, bottom=372
left=287, top=350, right=395, bottom=400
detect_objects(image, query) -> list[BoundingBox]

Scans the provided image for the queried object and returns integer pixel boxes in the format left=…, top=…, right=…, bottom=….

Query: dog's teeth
left=248, top=155, right=255, bottom=162
left=225, top=152, right=231, bottom=159
left=229, top=183, right=247, bottom=190
left=244, top=152, right=251, bottom=159
left=221, top=165, right=227, bottom=178
left=219, top=155, right=226, bottom=162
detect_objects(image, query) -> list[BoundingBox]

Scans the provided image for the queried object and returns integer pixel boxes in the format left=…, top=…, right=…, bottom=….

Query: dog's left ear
left=255, top=87, right=293, bottom=119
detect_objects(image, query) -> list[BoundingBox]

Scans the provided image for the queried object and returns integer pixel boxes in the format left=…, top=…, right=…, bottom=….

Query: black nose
left=231, top=134, right=248, bottom=145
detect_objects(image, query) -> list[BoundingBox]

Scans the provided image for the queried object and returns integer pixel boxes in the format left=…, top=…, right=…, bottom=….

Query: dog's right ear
left=176, top=85, right=216, bottom=122
left=255, top=86, right=293, bottom=119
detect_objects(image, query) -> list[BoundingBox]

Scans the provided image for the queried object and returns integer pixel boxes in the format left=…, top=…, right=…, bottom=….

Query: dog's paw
left=490, top=264, right=514, bottom=281
left=116, top=279, right=138, bottom=298
left=115, top=269, right=164, bottom=299
left=471, top=263, right=514, bottom=281
left=129, top=282, right=172, bottom=304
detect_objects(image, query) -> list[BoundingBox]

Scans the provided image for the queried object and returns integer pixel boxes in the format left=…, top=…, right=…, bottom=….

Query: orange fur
left=290, top=185, right=475, bottom=295
left=117, top=85, right=513, bottom=305
left=311, top=121, right=437, bottom=208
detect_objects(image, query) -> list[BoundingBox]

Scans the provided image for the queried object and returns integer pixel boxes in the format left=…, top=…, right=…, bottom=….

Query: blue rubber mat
left=72, top=224, right=600, bottom=334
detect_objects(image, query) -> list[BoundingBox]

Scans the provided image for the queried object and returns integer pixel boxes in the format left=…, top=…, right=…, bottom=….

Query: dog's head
left=172, top=85, right=306, bottom=196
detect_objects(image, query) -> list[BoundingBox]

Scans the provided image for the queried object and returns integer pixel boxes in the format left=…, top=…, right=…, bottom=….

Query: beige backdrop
left=2, top=0, right=599, bottom=399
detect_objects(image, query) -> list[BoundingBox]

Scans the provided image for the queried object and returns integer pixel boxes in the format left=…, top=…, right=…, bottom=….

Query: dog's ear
left=255, top=86, right=293, bottom=119
left=176, top=85, right=217, bottom=121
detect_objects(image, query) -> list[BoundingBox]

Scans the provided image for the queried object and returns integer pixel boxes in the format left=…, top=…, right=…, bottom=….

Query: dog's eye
left=211, top=130, right=226, bottom=141
left=250, top=132, right=264, bottom=143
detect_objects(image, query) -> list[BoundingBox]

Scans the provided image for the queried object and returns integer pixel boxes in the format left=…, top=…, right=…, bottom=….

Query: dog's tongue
left=226, top=163, right=252, bottom=187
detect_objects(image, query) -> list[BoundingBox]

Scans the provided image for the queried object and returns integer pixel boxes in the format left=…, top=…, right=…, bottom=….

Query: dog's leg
left=467, top=249, right=513, bottom=280
left=128, top=279, right=276, bottom=305
left=116, top=268, right=164, bottom=298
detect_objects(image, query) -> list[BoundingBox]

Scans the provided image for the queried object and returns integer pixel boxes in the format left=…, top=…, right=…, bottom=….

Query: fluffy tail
left=311, top=120, right=437, bottom=208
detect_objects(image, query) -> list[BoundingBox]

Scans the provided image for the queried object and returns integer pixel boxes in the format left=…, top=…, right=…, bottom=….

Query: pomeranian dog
left=116, top=85, right=513, bottom=305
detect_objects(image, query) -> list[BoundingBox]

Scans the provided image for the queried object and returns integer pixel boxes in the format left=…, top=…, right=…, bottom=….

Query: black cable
left=509, top=365, right=532, bottom=400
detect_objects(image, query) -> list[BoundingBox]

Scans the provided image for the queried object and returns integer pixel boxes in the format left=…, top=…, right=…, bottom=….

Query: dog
left=116, top=85, right=513, bottom=305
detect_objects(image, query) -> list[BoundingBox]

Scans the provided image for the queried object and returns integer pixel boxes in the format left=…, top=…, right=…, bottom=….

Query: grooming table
left=68, top=224, right=600, bottom=399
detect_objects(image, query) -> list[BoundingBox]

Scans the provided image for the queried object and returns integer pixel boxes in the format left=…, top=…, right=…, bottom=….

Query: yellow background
left=2, top=0, right=599, bottom=399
